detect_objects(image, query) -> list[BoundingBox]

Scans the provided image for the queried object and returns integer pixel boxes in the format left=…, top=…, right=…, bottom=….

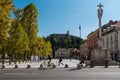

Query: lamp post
left=79, top=24, right=81, bottom=45
left=79, top=24, right=81, bottom=59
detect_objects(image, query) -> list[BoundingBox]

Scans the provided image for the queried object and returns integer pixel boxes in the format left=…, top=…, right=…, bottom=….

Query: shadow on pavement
left=68, top=68, right=82, bottom=71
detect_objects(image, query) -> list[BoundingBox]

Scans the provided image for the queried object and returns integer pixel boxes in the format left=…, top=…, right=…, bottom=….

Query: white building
left=102, top=21, right=120, bottom=61
left=55, top=48, right=71, bottom=58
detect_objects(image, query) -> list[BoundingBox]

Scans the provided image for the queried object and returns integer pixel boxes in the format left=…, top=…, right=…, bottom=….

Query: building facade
left=102, top=21, right=120, bottom=61
left=87, top=30, right=99, bottom=50
left=86, top=29, right=99, bottom=59
left=80, top=40, right=88, bottom=56
left=80, top=20, right=120, bottom=60
left=55, top=48, right=70, bottom=58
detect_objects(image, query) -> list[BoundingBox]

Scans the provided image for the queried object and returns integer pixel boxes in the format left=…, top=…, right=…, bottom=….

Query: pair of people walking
left=47, top=55, right=64, bottom=66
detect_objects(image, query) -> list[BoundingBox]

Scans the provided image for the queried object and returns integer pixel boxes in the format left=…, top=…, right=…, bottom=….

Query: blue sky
left=13, top=0, right=120, bottom=39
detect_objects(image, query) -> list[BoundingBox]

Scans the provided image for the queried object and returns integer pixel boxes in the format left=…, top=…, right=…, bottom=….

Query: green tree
left=13, top=8, right=30, bottom=62
left=45, top=41, right=52, bottom=57
left=21, top=3, right=38, bottom=56
left=8, top=18, right=29, bottom=64
left=0, top=0, right=13, bottom=64
left=13, top=8, right=22, bottom=21
left=33, top=37, right=52, bottom=58
left=47, top=34, right=85, bottom=57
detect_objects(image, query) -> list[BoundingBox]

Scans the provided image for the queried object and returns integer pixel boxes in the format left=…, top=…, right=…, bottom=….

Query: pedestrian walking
left=58, top=57, right=64, bottom=66
left=47, top=55, right=52, bottom=67
left=48, top=55, right=51, bottom=61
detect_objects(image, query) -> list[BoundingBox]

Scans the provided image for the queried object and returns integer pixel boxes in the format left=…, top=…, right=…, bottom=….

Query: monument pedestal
left=98, top=37, right=103, bottom=48
left=91, top=48, right=111, bottom=66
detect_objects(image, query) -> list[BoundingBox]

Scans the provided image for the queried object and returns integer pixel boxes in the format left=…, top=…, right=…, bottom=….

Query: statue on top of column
left=97, top=3, right=103, bottom=19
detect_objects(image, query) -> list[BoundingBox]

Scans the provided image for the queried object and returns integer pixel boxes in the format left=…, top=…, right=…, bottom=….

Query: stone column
left=97, top=3, right=104, bottom=48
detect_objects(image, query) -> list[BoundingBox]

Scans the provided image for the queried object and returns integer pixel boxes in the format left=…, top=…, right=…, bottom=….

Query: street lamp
left=79, top=24, right=81, bottom=59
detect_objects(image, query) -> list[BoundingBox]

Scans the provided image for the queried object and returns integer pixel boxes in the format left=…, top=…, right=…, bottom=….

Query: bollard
left=105, top=59, right=109, bottom=68
left=14, top=64, right=18, bottom=68
left=77, top=64, right=82, bottom=69
left=119, top=60, right=120, bottom=68
left=91, top=59, right=94, bottom=68
left=39, top=64, right=45, bottom=70
left=2, top=64, right=5, bottom=69
left=27, top=64, right=31, bottom=68
left=52, top=64, right=56, bottom=68
left=64, top=64, right=69, bottom=68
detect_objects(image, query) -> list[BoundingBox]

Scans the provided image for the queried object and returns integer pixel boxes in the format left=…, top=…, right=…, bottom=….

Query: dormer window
left=110, top=25, right=116, bottom=30
left=110, top=26, right=112, bottom=30
left=107, top=27, right=110, bottom=31
left=103, top=29, right=107, bottom=33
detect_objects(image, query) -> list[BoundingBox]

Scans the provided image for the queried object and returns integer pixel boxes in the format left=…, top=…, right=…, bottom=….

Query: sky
left=13, top=0, right=120, bottom=39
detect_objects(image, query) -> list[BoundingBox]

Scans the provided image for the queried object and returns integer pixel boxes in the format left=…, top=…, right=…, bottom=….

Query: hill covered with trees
left=47, top=32, right=85, bottom=57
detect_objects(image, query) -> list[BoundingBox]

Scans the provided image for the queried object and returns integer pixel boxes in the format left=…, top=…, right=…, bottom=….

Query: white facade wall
left=118, top=31, right=120, bottom=51
left=55, top=48, right=70, bottom=58
left=102, top=32, right=117, bottom=53
left=102, top=25, right=120, bottom=61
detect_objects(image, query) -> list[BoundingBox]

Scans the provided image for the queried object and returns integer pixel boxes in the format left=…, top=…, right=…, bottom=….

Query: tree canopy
left=21, top=3, right=38, bottom=55
left=0, top=0, right=14, bottom=64
left=0, top=2, right=52, bottom=64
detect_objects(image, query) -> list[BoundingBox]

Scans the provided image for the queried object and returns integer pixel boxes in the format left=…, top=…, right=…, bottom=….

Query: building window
left=114, top=33, right=117, bottom=50
left=115, top=33, right=117, bottom=40
left=61, top=53, right=64, bottom=56
left=106, top=37, right=109, bottom=49
left=111, top=35, right=113, bottom=50
left=103, top=39, right=104, bottom=47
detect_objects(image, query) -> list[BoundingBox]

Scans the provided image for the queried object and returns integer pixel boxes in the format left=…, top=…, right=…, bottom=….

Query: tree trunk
left=23, top=51, right=27, bottom=62
left=2, top=48, right=5, bottom=65
left=9, top=54, right=12, bottom=65
left=14, top=54, right=17, bottom=64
